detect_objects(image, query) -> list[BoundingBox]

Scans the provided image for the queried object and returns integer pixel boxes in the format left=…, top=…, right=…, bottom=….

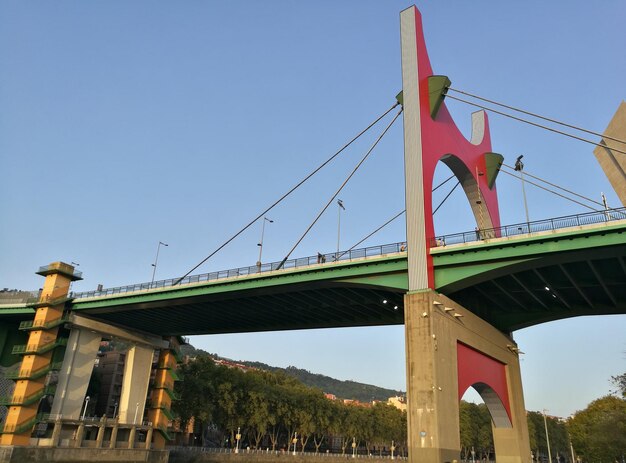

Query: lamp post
left=256, top=217, right=273, bottom=271
left=81, top=395, right=90, bottom=420
left=543, top=409, right=553, bottom=463
left=134, top=402, right=140, bottom=424
left=236, top=427, right=241, bottom=454
left=292, top=432, right=298, bottom=456
left=514, top=155, right=530, bottom=231
left=151, top=241, right=168, bottom=286
left=351, top=436, right=356, bottom=458
left=390, top=440, right=395, bottom=460
left=336, top=199, right=346, bottom=260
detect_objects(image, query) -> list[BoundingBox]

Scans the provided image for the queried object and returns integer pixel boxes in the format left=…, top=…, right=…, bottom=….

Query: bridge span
left=3, top=209, right=624, bottom=336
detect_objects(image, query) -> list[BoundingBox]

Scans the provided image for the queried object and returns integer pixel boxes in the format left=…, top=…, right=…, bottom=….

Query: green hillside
left=180, top=344, right=404, bottom=403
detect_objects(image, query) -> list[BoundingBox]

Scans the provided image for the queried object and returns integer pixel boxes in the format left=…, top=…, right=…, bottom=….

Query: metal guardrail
left=37, top=264, right=82, bottom=280
left=430, top=207, right=626, bottom=247
left=11, top=337, right=68, bottom=355
left=167, top=446, right=408, bottom=459
left=71, top=207, right=626, bottom=301
left=72, top=242, right=406, bottom=300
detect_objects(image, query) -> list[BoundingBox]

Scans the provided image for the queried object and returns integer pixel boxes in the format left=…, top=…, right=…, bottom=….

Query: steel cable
left=276, top=108, right=403, bottom=270
left=173, top=101, right=400, bottom=285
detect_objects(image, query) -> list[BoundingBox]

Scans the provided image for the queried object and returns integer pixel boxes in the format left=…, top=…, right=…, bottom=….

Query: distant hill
left=180, top=343, right=404, bottom=403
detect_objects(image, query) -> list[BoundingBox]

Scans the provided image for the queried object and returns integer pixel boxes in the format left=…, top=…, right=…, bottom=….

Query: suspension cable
left=501, top=163, right=604, bottom=207
left=335, top=176, right=456, bottom=259
left=173, top=101, right=401, bottom=285
left=433, top=174, right=456, bottom=192
left=340, top=210, right=406, bottom=258
left=448, top=87, right=626, bottom=147
left=445, top=94, right=626, bottom=156
left=276, top=108, right=403, bottom=270
left=500, top=170, right=598, bottom=211
left=433, top=181, right=460, bottom=215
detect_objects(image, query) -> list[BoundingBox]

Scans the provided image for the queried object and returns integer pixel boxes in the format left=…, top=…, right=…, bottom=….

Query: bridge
left=3, top=208, right=623, bottom=336
left=0, top=5, right=624, bottom=463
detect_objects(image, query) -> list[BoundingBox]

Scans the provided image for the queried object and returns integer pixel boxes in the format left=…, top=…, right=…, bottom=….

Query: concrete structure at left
left=0, top=262, right=81, bottom=446
left=0, top=262, right=181, bottom=451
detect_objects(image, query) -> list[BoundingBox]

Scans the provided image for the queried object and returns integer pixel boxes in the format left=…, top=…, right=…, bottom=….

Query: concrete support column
left=74, top=423, right=85, bottom=448
left=128, top=426, right=136, bottom=449
left=145, top=427, right=153, bottom=449
left=493, top=356, right=531, bottom=463
left=404, top=290, right=531, bottom=463
left=50, top=328, right=102, bottom=419
left=404, top=290, right=457, bottom=462
left=50, top=419, right=62, bottom=447
left=96, top=416, right=106, bottom=448
left=109, top=423, right=118, bottom=449
left=118, top=345, right=154, bottom=425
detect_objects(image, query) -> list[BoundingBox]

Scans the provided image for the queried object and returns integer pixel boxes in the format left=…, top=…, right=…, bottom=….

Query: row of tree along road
left=174, top=357, right=626, bottom=462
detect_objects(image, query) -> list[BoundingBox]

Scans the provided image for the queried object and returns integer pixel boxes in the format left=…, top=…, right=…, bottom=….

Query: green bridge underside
left=2, top=222, right=625, bottom=336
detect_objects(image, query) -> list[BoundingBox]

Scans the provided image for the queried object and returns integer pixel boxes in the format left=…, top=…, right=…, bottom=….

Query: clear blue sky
left=1, top=2, right=624, bottom=418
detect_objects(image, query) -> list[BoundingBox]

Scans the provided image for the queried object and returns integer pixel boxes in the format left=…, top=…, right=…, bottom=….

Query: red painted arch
left=457, top=342, right=512, bottom=424
left=408, top=7, right=502, bottom=288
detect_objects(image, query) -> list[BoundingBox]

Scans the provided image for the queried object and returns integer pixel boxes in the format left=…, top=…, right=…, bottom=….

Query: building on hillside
left=212, top=358, right=255, bottom=372
left=342, top=399, right=372, bottom=408
left=387, top=395, right=406, bottom=411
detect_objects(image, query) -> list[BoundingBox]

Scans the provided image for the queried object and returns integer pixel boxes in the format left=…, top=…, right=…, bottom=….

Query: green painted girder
left=432, top=222, right=626, bottom=291
left=434, top=222, right=626, bottom=331
left=72, top=256, right=408, bottom=310
left=0, top=305, right=34, bottom=316
left=66, top=256, right=409, bottom=336
left=0, top=223, right=624, bottom=336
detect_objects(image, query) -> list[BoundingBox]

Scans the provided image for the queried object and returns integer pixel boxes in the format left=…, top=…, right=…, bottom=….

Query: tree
left=568, top=395, right=626, bottom=463
left=611, top=373, right=626, bottom=398
left=460, top=401, right=484, bottom=460
left=176, top=356, right=220, bottom=442
left=370, top=402, right=403, bottom=456
left=311, top=393, right=332, bottom=453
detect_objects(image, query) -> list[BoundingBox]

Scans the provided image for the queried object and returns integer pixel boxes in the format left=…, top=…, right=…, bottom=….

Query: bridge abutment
left=403, top=290, right=531, bottom=463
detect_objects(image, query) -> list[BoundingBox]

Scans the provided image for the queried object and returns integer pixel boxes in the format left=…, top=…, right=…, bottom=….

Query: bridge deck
left=2, top=209, right=625, bottom=335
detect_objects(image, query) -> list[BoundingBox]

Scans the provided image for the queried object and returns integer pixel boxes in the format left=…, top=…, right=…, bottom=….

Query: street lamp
left=351, top=436, right=356, bottom=458
left=256, top=217, right=273, bottom=271
left=390, top=440, right=395, bottom=460
left=134, top=402, right=140, bottom=424
left=543, top=409, right=553, bottom=463
left=151, top=241, right=168, bottom=286
left=292, top=432, right=298, bottom=456
left=81, top=395, right=90, bottom=420
left=336, top=199, right=346, bottom=260
left=514, top=155, right=530, bottom=231
left=235, top=426, right=241, bottom=454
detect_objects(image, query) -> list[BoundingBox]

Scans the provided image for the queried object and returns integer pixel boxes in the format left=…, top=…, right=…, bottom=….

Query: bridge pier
left=50, top=327, right=102, bottom=419
left=404, top=290, right=531, bottom=463
left=117, top=345, right=154, bottom=426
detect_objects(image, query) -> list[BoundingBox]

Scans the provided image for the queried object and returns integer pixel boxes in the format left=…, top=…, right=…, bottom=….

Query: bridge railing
left=71, top=207, right=626, bottom=300
left=71, top=242, right=407, bottom=300
left=431, top=207, right=626, bottom=247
